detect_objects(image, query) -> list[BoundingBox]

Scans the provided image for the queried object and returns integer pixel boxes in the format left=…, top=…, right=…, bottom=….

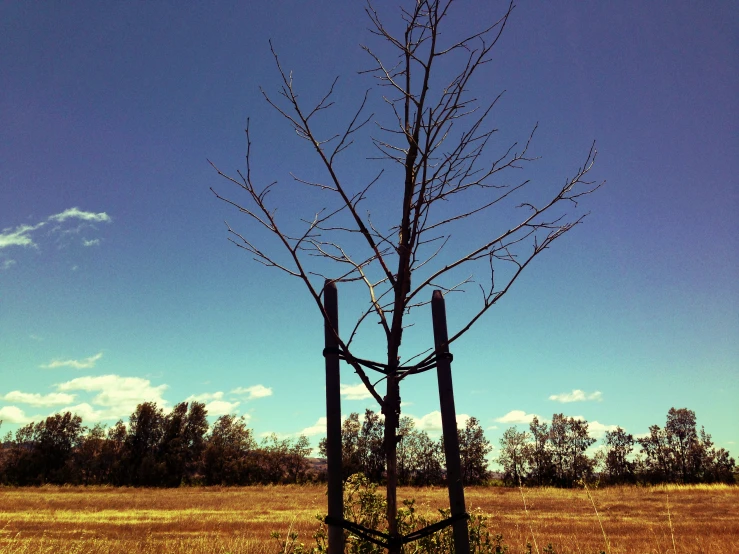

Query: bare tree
left=211, top=0, right=602, bottom=547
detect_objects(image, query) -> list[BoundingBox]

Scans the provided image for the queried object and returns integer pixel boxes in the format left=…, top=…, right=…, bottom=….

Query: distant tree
left=637, top=408, right=736, bottom=485
left=203, top=414, right=257, bottom=485
left=320, top=412, right=362, bottom=479
left=396, top=416, right=418, bottom=485
left=319, top=409, right=386, bottom=482
left=101, top=419, right=128, bottom=485
left=73, top=423, right=108, bottom=485
left=637, top=424, right=673, bottom=484
left=158, top=401, right=209, bottom=486
left=2, top=423, right=36, bottom=485
left=548, top=413, right=595, bottom=486
left=496, top=427, right=531, bottom=486
left=457, top=417, right=492, bottom=485
left=396, top=416, right=444, bottom=486
left=358, top=409, right=385, bottom=482
left=603, top=426, right=636, bottom=485
left=32, top=412, right=84, bottom=484
left=665, top=407, right=700, bottom=483
left=697, top=427, right=736, bottom=484
left=528, top=416, right=553, bottom=486
left=257, top=433, right=314, bottom=484
left=411, top=431, right=445, bottom=486
left=124, top=402, right=165, bottom=486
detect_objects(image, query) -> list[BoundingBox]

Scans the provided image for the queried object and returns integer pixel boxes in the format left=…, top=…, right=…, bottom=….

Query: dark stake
left=323, top=280, right=344, bottom=554
left=432, top=290, right=471, bottom=554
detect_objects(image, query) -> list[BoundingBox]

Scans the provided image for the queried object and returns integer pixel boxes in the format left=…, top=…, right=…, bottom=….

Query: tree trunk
left=384, top=371, right=400, bottom=554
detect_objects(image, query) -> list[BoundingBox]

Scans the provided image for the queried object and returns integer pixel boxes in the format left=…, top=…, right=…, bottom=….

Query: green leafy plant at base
left=271, top=474, right=510, bottom=553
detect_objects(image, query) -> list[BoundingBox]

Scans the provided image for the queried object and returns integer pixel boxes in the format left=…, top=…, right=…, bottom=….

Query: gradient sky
left=1, top=1, right=737, bottom=463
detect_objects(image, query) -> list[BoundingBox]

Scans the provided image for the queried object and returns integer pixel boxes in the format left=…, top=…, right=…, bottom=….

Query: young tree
left=212, top=0, right=602, bottom=542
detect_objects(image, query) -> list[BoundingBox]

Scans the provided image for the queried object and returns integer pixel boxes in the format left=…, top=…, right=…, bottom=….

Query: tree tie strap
left=322, top=348, right=453, bottom=377
left=324, top=511, right=469, bottom=548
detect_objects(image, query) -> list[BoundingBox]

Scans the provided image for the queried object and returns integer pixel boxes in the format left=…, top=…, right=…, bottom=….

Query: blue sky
left=1, top=1, right=737, bottom=462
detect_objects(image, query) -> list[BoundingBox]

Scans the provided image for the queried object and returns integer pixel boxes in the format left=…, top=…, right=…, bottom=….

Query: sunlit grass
left=0, top=484, right=736, bottom=553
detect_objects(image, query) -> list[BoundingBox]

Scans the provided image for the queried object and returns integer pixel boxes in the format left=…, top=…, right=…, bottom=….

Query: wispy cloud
left=48, top=208, right=111, bottom=224
left=0, top=208, right=111, bottom=262
left=549, top=389, right=603, bottom=403
left=1, top=391, right=75, bottom=407
left=41, top=352, right=103, bottom=369
left=340, top=383, right=372, bottom=400
left=0, top=222, right=45, bottom=249
left=231, top=385, right=273, bottom=400
left=494, top=410, right=544, bottom=425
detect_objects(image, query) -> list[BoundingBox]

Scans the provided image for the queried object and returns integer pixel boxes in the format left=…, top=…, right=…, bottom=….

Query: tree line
left=497, top=408, right=735, bottom=487
left=318, top=410, right=492, bottom=486
left=0, top=403, right=734, bottom=487
left=0, top=402, right=312, bottom=486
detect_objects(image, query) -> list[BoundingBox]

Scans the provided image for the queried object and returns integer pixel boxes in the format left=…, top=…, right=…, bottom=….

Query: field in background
left=0, top=484, right=736, bottom=553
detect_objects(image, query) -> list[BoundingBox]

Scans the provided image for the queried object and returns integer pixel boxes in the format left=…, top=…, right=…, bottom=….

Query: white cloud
left=1, top=391, right=75, bottom=407
left=0, top=406, right=34, bottom=424
left=41, top=352, right=103, bottom=370
left=1, top=259, right=16, bottom=270
left=203, top=400, right=240, bottom=416
left=410, top=411, right=471, bottom=432
left=55, top=403, right=107, bottom=422
left=55, top=374, right=168, bottom=421
left=549, top=389, right=603, bottom=403
left=494, top=410, right=544, bottom=425
left=231, top=385, right=273, bottom=399
left=185, top=392, right=238, bottom=416
left=187, top=392, right=224, bottom=403
left=48, top=208, right=111, bottom=224
left=586, top=421, right=619, bottom=439
left=487, top=425, right=499, bottom=430
left=82, top=239, right=100, bottom=247
left=0, top=222, right=45, bottom=250
left=300, top=416, right=327, bottom=436
left=340, top=383, right=372, bottom=400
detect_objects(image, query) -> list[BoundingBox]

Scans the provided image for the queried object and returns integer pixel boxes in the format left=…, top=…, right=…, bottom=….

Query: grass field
left=0, top=484, right=736, bottom=553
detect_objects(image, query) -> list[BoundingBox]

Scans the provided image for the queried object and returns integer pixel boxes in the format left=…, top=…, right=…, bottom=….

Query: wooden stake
left=431, top=290, right=471, bottom=554
left=323, top=280, right=344, bottom=554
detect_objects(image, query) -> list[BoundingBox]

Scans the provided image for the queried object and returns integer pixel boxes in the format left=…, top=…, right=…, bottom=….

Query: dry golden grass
left=0, top=484, right=736, bottom=553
